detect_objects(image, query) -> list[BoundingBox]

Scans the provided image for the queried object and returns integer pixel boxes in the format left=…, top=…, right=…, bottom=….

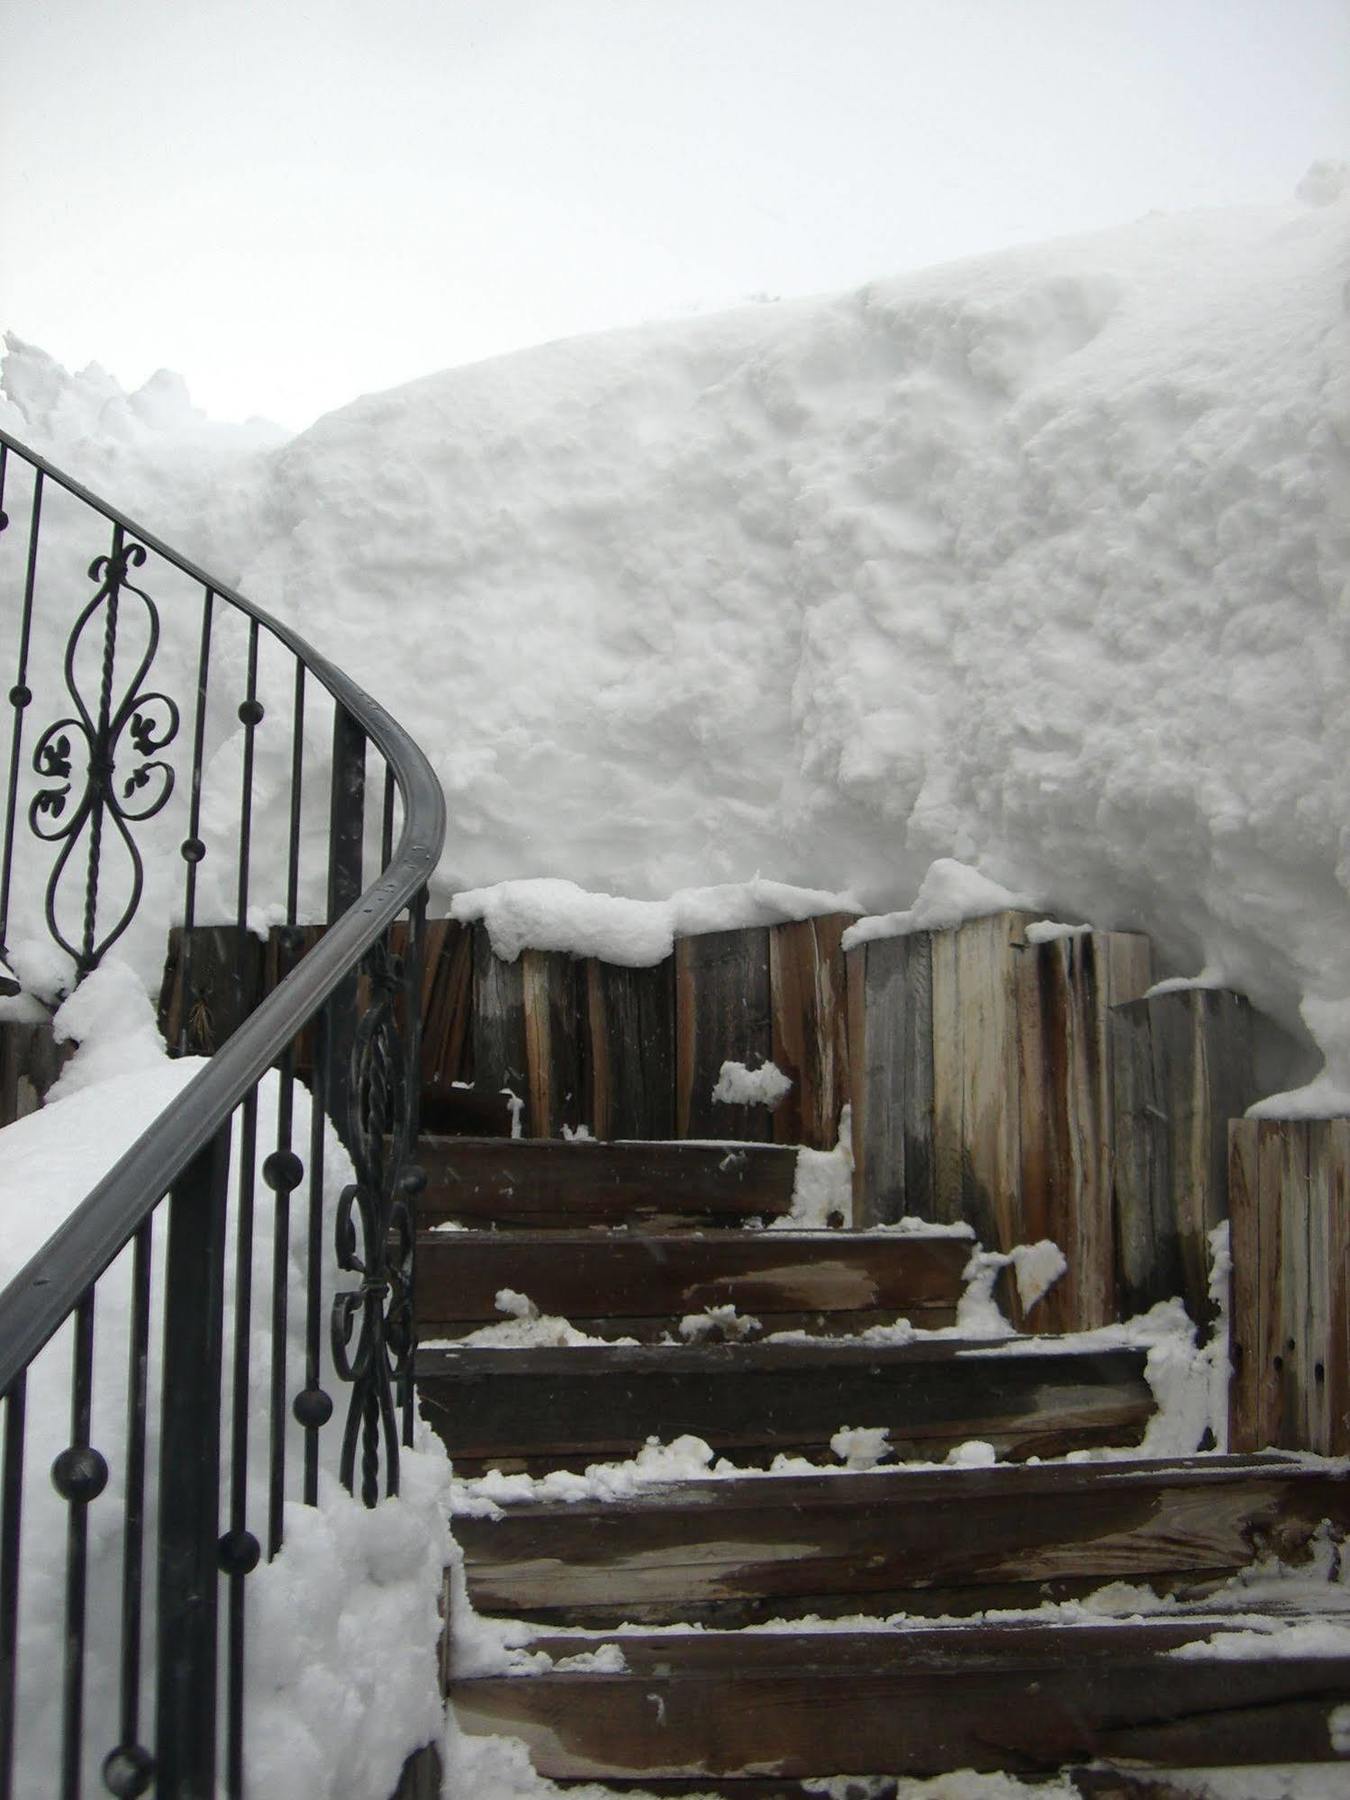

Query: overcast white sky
left=2, top=0, right=1347, bottom=431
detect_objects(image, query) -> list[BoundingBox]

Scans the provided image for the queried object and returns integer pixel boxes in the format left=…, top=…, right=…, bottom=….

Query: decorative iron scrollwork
left=30, top=532, right=178, bottom=973
left=330, top=934, right=415, bottom=1505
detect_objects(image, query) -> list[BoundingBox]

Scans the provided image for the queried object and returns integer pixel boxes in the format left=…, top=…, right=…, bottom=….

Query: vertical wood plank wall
left=154, top=912, right=1348, bottom=1424
left=1229, top=1118, right=1349, bottom=1456
left=848, top=917, right=1153, bottom=1330
left=1111, top=990, right=1259, bottom=1330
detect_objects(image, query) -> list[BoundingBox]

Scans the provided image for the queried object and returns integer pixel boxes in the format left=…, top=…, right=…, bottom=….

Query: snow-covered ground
left=2, top=171, right=1349, bottom=1109
left=0, top=966, right=449, bottom=1799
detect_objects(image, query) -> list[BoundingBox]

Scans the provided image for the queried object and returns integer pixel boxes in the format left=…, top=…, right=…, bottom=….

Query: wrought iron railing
left=0, top=426, right=446, bottom=1796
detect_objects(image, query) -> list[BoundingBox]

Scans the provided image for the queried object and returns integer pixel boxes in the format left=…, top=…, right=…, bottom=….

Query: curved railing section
left=0, top=426, right=446, bottom=1797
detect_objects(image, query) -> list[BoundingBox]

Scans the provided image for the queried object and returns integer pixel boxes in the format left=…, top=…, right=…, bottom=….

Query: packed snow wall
left=2, top=176, right=1348, bottom=1103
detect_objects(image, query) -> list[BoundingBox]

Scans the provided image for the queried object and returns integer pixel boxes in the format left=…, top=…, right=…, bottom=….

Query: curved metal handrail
left=0, top=424, right=447, bottom=1392
left=0, top=425, right=448, bottom=1793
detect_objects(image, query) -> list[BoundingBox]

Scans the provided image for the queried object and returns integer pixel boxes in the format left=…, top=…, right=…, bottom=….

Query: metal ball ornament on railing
left=50, top=1444, right=109, bottom=1505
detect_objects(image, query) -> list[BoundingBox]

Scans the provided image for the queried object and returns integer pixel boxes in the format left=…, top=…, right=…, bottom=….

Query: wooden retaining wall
left=156, top=912, right=1339, bottom=1380
left=1229, top=1118, right=1350, bottom=1456
left=846, top=917, right=1153, bottom=1330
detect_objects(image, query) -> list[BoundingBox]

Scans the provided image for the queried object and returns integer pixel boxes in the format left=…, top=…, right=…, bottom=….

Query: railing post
left=326, top=703, right=366, bottom=1144
left=154, top=1122, right=231, bottom=1797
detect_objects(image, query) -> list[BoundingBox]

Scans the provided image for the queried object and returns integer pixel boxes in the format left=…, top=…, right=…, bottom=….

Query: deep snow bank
left=4, top=176, right=1349, bottom=1101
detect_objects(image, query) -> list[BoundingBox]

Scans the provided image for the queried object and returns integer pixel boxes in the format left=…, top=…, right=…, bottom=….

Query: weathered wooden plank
left=1307, top=1123, right=1335, bottom=1453
left=471, top=923, right=527, bottom=1108
left=454, top=1455, right=1350, bottom=1626
left=1017, top=936, right=1086, bottom=1332
left=844, top=941, right=871, bottom=1221
left=416, top=1135, right=799, bottom=1231
left=1141, top=991, right=1257, bottom=1329
left=0, top=1016, right=62, bottom=1126
left=1227, top=1119, right=1261, bottom=1453
left=1329, top=1118, right=1350, bottom=1456
left=418, top=1339, right=1153, bottom=1471
left=521, top=949, right=585, bottom=1136
left=1111, top=996, right=1178, bottom=1318
left=958, top=913, right=1021, bottom=1258
left=451, top=1627, right=1350, bottom=1779
left=1232, top=1117, right=1350, bottom=1457
left=929, top=925, right=963, bottom=1226
left=159, top=922, right=267, bottom=1056
left=901, top=931, right=935, bottom=1218
left=846, top=935, right=935, bottom=1228
left=583, top=957, right=675, bottom=1141
left=415, top=1230, right=972, bottom=1338
left=1257, top=1119, right=1290, bottom=1449
left=675, top=928, right=774, bottom=1141
left=1277, top=1122, right=1310, bottom=1451
left=1063, top=933, right=1113, bottom=1330
left=769, top=915, right=852, bottom=1150
left=414, top=917, right=474, bottom=1107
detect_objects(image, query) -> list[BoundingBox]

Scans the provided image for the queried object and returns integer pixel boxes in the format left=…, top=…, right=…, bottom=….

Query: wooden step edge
left=449, top=1631, right=1350, bottom=1780
left=414, top=1228, right=974, bottom=1335
left=476, top=1614, right=1350, bottom=1669
left=417, top=1134, right=800, bottom=1161
left=449, top=1449, right=1349, bottom=1517
left=416, top=1335, right=1150, bottom=1371
left=453, top=1453, right=1349, bottom=1626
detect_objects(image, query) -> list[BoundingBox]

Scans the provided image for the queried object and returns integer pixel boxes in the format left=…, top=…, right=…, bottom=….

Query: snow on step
left=452, top=1453, right=1350, bottom=1627
left=417, top=1338, right=1152, bottom=1473
left=415, top=1228, right=978, bottom=1341
left=416, top=1134, right=798, bottom=1231
left=449, top=1619, right=1350, bottom=1781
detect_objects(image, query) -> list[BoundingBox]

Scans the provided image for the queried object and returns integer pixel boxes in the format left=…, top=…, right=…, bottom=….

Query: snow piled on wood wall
left=3, top=179, right=1349, bottom=1100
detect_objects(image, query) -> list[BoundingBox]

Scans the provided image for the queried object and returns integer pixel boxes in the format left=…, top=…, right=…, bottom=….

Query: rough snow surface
left=842, top=861, right=1035, bottom=948
left=1023, top=919, right=1091, bottom=945
left=830, top=1425, right=893, bottom=1469
left=1167, top=1619, right=1350, bottom=1660
left=5, top=185, right=1350, bottom=1108
left=774, top=1106, right=854, bottom=1228
left=1008, top=1239, right=1069, bottom=1315
left=452, top=876, right=859, bottom=967
left=712, top=1057, right=793, bottom=1108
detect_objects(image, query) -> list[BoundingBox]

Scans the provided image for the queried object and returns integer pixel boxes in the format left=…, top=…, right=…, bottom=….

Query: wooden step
left=450, top=1619, right=1350, bottom=1780
left=417, top=1338, right=1153, bottom=1473
left=416, top=1135, right=799, bottom=1231
left=416, top=1229, right=975, bottom=1340
left=453, top=1452, right=1350, bottom=1626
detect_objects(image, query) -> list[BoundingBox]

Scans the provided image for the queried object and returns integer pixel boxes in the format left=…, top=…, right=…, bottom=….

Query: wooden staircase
left=413, top=1136, right=1350, bottom=1794
left=148, top=905, right=1350, bottom=1790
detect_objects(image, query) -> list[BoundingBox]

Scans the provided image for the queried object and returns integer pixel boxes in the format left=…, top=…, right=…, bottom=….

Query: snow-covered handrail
left=0, top=426, right=446, bottom=1794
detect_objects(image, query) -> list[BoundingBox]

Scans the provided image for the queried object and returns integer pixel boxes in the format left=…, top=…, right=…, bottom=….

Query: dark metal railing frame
left=0, top=426, right=446, bottom=1797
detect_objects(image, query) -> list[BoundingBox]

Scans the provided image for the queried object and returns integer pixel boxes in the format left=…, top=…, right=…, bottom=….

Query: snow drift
left=3, top=175, right=1349, bottom=1104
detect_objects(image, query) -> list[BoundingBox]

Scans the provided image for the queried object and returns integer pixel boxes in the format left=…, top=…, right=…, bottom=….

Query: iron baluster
left=30, top=525, right=179, bottom=977
left=155, top=1123, right=231, bottom=1798
left=331, top=930, right=412, bottom=1504
left=0, top=1374, right=27, bottom=1800
left=106, top=1221, right=154, bottom=1798
left=235, top=619, right=262, bottom=933
left=55, top=1290, right=106, bottom=1800
left=0, top=468, right=42, bottom=963
left=0, top=425, right=447, bottom=1794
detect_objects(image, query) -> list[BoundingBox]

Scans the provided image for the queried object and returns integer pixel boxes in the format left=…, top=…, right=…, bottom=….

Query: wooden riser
left=415, top=1229, right=975, bottom=1338
left=453, top=1454, right=1350, bottom=1626
left=418, top=1340, right=1152, bottom=1472
left=451, top=1623, right=1350, bottom=1780
left=417, top=1135, right=798, bottom=1231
